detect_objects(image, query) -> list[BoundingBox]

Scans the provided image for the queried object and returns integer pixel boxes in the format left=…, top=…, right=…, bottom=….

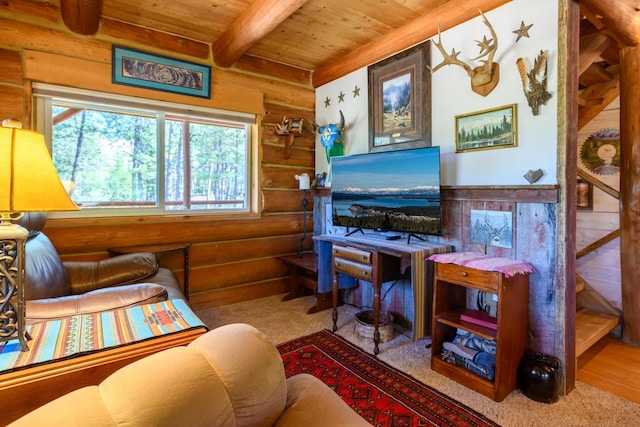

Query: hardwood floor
left=577, top=335, right=640, bottom=404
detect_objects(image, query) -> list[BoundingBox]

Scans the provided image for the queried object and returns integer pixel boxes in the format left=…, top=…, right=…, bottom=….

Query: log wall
left=0, top=15, right=316, bottom=311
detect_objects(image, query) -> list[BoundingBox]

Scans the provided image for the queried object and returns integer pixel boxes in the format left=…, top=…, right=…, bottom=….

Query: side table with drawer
left=331, top=243, right=402, bottom=355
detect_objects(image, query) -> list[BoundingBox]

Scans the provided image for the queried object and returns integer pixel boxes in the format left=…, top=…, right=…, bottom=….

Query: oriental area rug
left=277, top=330, right=499, bottom=427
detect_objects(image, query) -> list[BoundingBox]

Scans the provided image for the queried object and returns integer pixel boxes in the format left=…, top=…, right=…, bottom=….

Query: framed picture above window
left=455, top=104, right=517, bottom=152
left=112, top=46, right=211, bottom=99
left=368, top=41, right=431, bottom=153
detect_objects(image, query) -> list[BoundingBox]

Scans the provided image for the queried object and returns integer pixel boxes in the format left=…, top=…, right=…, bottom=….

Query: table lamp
left=0, top=118, right=79, bottom=351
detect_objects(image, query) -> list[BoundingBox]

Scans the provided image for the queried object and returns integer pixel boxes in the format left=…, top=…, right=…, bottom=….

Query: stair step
left=576, top=308, right=620, bottom=357
left=576, top=274, right=585, bottom=293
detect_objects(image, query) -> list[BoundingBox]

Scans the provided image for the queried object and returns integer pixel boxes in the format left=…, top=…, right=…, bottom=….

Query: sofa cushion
left=25, top=283, right=167, bottom=323
left=24, top=232, right=71, bottom=300
left=64, top=252, right=159, bottom=295
left=188, top=323, right=287, bottom=427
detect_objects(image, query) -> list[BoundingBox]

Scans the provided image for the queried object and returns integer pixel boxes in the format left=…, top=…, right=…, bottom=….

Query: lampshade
left=0, top=122, right=78, bottom=218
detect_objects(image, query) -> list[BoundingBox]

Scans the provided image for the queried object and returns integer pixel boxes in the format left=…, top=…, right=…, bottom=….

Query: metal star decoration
left=352, top=85, right=360, bottom=97
left=513, top=21, right=533, bottom=43
left=338, top=91, right=345, bottom=103
left=324, top=96, right=331, bottom=108
left=476, top=35, right=493, bottom=55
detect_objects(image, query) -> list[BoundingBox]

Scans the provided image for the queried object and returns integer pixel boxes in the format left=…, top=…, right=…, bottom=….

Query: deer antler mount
left=429, top=10, right=500, bottom=96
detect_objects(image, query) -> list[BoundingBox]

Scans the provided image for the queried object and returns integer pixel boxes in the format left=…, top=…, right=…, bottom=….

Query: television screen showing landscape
left=331, top=147, right=441, bottom=235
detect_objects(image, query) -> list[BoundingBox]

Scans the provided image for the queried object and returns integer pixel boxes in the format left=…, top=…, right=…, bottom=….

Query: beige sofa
left=10, top=323, right=370, bottom=427
left=18, top=212, right=185, bottom=324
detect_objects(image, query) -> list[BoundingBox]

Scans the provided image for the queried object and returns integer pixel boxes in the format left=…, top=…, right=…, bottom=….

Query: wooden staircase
left=575, top=274, right=621, bottom=358
left=575, top=10, right=623, bottom=359
left=575, top=307, right=619, bottom=357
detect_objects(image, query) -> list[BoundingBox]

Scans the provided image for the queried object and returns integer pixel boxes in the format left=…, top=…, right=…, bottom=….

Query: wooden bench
left=278, top=253, right=332, bottom=314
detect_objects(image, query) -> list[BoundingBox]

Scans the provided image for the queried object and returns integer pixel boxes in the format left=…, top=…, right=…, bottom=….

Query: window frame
left=33, top=84, right=259, bottom=219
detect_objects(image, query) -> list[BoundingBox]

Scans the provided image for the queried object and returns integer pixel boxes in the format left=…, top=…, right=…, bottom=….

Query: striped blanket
left=0, top=299, right=206, bottom=374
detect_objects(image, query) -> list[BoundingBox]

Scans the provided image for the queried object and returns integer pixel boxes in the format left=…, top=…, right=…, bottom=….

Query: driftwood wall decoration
left=429, top=9, right=500, bottom=96
left=516, top=50, right=552, bottom=115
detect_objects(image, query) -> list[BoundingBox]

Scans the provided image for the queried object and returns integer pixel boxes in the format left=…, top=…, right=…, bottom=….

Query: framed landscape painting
left=112, top=46, right=211, bottom=98
left=368, top=41, right=431, bottom=153
left=455, top=104, right=517, bottom=152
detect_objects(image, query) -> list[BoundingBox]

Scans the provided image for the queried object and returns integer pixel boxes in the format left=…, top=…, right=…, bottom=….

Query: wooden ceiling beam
left=577, top=78, right=620, bottom=129
left=579, top=32, right=614, bottom=75
left=60, top=0, right=103, bottom=35
left=312, top=0, right=511, bottom=87
left=212, top=0, right=310, bottom=68
left=579, top=63, right=613, bottom=87
left=580, top=0, right=640, bottom=47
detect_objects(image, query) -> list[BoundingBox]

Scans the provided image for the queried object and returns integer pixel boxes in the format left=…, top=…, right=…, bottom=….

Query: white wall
left=315, top=0, right=559, bottom=186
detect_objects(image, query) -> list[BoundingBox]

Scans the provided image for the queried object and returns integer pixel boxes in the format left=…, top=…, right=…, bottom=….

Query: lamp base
left=0, top=222, right=31, bottom=351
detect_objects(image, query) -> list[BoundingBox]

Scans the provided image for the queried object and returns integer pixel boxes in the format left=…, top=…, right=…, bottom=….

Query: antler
left=469, top=10, right=498, bottom=86
left=429, top=9, right=498, bottom=88
left=428, top=20, right=474, bottom=77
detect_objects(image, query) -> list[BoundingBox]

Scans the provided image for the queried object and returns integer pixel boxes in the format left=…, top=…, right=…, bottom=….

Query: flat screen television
left=331, top=147, right=441, bottom=240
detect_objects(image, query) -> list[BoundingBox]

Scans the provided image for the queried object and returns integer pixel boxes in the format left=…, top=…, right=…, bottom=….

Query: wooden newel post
left=619, top=45, right=640, bottom=347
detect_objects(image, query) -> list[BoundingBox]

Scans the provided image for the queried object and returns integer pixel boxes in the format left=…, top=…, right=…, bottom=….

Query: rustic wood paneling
left=0, top=48, right=23, bottom=85
left=262, top=140, right=315, bottom=166
left=192, top=235, right=307, bottom=266
left=0, top=85, right=24, bottom=122
left=0, top=0, right=59, bottom=23
left=0, top=18, right=113, bottom=62
left=190, top=257, right=290, bottom=292
left=214, top=67, right=315, bottom=108
left=235, top=55, right=311, bottom=86
left=101, top=17, right=211, bottom=59
left=262, top=166, right=315, bottom=189
left=262, top=189, right=316, bottom=214
left=23, top=50, right=264, bottom=115
left=189, top=279, right=289, bottom=310
left=516, top=202, right=558, bottom=354
left=47, top=213, right=305, bottom=254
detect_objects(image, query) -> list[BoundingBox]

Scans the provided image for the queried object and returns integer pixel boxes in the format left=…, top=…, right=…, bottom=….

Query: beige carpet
left=196, top=294, right=640, bottom=426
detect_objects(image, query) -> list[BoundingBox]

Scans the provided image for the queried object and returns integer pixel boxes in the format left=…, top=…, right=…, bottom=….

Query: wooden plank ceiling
left=41, top=0, right=511, bottom=86
left=2, top=0, right=625, bottom=100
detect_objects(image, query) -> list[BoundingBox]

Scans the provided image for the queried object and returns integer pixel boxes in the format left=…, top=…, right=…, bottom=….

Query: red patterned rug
left=277, top=330, right=499, bottom=427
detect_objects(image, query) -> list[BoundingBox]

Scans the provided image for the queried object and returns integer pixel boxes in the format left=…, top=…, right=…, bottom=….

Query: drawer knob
left=461, top=271, right=468, bottom=276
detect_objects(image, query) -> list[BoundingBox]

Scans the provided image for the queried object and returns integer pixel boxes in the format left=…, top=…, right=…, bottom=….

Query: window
left=34, top=85, right=255, bottom=217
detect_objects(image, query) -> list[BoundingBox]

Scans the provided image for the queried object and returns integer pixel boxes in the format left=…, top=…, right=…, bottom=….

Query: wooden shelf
left=431, top=262, right=529, bottom=402
left=435, top=309, right=497, bottom=341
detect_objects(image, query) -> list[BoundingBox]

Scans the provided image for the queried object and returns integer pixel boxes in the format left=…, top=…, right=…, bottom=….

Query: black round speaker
left=518, top=351, right=560, bottom=403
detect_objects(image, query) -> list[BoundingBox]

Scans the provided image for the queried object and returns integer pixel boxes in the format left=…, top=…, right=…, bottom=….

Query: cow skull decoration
left=313, top=110, right=345, bottom=163
left=429, top=9, right=500, bottom=96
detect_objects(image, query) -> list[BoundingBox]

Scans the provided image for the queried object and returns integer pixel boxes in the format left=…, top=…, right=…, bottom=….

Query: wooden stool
left=278, top=253, right=332, bottom=314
